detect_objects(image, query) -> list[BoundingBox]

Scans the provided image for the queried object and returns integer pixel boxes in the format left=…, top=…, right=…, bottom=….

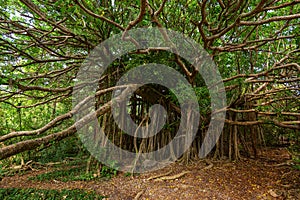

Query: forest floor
left=0, top=147, right=299, bottom=200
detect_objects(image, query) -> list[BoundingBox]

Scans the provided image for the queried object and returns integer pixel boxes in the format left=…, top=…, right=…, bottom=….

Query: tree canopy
left=0, top=0, right=299, bottom=164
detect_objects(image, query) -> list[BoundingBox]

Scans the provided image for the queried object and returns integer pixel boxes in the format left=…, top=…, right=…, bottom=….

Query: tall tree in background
left=0, top=0, right=299, bottom=162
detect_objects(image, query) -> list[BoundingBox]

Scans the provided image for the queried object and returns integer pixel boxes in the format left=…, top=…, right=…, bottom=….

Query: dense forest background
left=0, top=0, right=299, bottom=173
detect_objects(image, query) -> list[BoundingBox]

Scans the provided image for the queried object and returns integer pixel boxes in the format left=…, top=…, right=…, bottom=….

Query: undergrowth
left=28, top=162, right=117, bottom=182
left=0, top=188, right=105, bottom=200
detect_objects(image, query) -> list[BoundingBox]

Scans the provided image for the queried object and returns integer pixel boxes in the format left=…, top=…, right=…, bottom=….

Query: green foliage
left=0, top=163, right=3, bottom=179
left=0, top=188, right=105, bottom=200
left=29, top=160, right=118, bottom=182
left=29, top=165, right=86, bottom=182
left=101, top=164, right=118, bottom=178
left=293, top=158, right=300, bottom=170
left=124, top=172, right=132, bottom=177
left=194, top=87, right=211, bottom=114
left=32, top=136, right=84, bottom=164
left=290, top=140, right=300, bottom=171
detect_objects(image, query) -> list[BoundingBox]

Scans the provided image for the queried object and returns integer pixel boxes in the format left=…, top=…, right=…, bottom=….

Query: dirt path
left=1, top=148, right=299, bottom=199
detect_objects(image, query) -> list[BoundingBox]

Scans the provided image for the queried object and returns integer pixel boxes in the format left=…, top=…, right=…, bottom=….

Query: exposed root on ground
left=133, top=189, right=145, bottom=200
left=264, top=160, right=294, bottom=167
left=146, top=170, right=173, bottom=181
left=153, top=171, right=190, bottom=181
left=203, top=160, right=214, bottom=170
